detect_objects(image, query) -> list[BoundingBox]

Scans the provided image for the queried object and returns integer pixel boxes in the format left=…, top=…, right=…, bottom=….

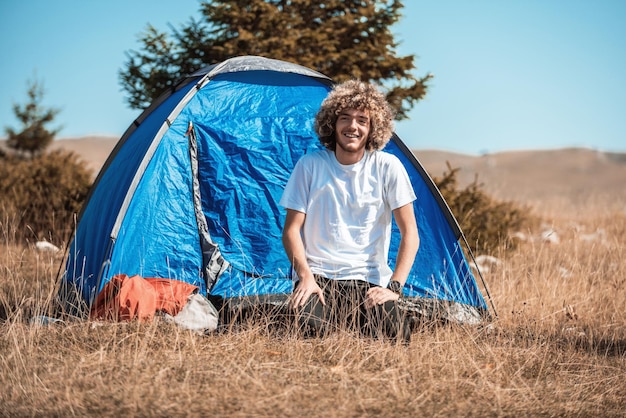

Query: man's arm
left=282, top=209, right=325, bottom=307
left=365, top=202, right=419, bottom=307
left=389, top=202, right=420, bottom=286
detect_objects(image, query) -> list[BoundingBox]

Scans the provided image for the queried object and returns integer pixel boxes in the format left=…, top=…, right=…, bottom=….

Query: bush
left=433, top=163, right=536, bottom=255
left=0, top=149, right=92, bottom=244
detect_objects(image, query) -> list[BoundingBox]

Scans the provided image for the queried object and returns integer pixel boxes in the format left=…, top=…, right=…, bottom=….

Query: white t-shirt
left=279, top=149, right=416, bottom=286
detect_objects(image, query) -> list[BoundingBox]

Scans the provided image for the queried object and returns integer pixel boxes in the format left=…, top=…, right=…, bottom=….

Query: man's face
left=334, top=108, right=370, bottom=156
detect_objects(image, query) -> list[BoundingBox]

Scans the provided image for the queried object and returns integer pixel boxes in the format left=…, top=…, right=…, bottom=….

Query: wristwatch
left=387, top=280, right=403, bottom=295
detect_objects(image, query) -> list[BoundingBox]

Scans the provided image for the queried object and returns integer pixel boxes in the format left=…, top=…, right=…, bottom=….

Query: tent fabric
left=60, top=55, right=490, bottom=321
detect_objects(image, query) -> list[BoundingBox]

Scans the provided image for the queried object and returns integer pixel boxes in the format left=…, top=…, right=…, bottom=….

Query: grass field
left=1, top=155, right=625, bottom=416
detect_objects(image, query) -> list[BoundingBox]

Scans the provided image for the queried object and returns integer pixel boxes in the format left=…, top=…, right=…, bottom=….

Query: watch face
left=389, top=280, right=402, bottom=293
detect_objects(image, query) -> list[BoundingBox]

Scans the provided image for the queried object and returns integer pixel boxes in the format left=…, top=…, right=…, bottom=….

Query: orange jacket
left=90, top=274, right=199, bottom=321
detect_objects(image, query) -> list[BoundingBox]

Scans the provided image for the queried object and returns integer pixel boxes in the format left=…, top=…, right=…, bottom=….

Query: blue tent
left=60, top=56, right=493, bottom=322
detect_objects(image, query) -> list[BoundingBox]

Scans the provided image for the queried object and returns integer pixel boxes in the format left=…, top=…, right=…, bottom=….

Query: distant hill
left=48, top=136, right=119, bottom=175
left=415, top=148, right=626, bottom=216
left=3, top=136, right=625, bottom=218
left=0, top=136, right=118, bottom=176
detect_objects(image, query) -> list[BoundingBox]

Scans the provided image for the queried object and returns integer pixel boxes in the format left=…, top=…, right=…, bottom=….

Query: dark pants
left=292, top=276, right=411, bottom=343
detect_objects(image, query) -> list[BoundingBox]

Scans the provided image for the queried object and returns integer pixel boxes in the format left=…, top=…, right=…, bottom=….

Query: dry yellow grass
left=1, top=147, right=625, bottom=416
left=2, top=210, right=625, bottom=416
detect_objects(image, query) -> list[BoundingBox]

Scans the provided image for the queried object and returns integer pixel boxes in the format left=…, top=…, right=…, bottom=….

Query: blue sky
left=1, top=0, right=625, bottom=155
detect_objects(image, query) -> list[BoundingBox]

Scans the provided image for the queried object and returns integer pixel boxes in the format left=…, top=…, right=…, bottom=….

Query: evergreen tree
left=120, top=0, right=431, bottom=119
left=5, top=78, right=61, bottom=159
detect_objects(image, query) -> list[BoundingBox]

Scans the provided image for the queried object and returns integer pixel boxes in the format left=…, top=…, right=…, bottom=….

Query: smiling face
left=334, top=108, right=371, bottom=165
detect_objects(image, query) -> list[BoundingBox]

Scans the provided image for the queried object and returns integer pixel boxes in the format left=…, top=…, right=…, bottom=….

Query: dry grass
left=2, top=182, right=626, bottom=416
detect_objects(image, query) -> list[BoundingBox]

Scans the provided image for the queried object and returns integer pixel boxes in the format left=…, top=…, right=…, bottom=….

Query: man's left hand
left=365, top=286, right=399, bottom=309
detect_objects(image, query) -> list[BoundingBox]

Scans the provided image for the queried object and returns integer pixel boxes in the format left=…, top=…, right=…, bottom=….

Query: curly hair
left=314, top=80, right=395, bottom=151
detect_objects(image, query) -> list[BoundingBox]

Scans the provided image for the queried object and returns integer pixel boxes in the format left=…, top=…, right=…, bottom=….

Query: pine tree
left=5, top=78, right=61, bottom=159
left=119, top=0, right=431, bottom=118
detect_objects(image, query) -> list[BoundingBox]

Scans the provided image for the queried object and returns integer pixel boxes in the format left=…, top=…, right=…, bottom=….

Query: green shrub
left=0, top=149, right=92, bottom=244
left=433, top=163, right=536, bottom=255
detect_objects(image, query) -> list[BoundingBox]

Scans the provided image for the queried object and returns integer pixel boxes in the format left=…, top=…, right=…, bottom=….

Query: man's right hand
left=289, top=277, right=325, bottom=309
left=283, top=209, right=326, bottom=309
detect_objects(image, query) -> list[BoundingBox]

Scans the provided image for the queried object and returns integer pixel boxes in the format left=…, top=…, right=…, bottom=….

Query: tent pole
left=462, top=233, right=498, bottom=319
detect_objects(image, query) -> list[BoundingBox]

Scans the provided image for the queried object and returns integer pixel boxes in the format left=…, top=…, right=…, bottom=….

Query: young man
left=280, top=80, right=419, bottom=341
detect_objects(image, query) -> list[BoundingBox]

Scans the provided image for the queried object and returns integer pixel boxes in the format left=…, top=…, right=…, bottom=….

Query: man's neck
left=335, top=148, right=365, bottom=165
